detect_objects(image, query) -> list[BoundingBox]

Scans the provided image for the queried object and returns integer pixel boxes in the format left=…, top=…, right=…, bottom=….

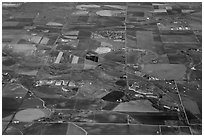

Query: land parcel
left=161, top=34, right=199, bottom=44
left=136, top=31, right=156, bottom=52
left=5, top=44, right=36, bottom=56
left=141, top=64, right=187, bottom=80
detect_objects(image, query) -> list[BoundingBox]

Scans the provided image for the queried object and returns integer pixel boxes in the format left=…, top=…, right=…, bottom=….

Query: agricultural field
left=2, top=2, right=202, bottom=135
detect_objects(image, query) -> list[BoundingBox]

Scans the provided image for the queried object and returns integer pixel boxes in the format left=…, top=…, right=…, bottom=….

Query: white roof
left=72, top=10, right=89, bottom=15
left=153, top=9, right=167, bottom=13
left=76, top=4, right=100, bottom=10
left=54, top=51, right=63, bottom=64
left=55, top=81, right=62, bottom=85
left=96, top=10, right=113, bottom=16
left=104, top=5, right=126, bottom=10
left=64, top=31, right=79, bottom=36
left=62, top=80, right=69, bottom=85
left=40, top=37, right=49, bottom=45
left=46, top=22, right=63, bottom=26
left=68, top=81, right=76, bottom=87
left=71, top=55, right=79, bottom=64
left=63, top=35, right=78, bottom=39
left=95, top=47, right=111, bottom=54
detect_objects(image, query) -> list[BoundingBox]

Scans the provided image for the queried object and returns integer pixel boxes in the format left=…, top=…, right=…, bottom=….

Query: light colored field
left=94, top=37, right=125, bottom=50
left=142, top=64, right=186, bottom=80
left=14, top=108, right=50, bottom=122
left=113, top=100, right=160, bottom=112
left=8, top=44, right=36, bottom=56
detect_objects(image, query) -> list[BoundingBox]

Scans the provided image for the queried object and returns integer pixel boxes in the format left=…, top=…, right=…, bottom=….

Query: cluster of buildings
left=2, top=2, right=22, bottom=8
left=94, top=30, right=125, bottom=41
left=35, top=79, right=77, bottom=87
